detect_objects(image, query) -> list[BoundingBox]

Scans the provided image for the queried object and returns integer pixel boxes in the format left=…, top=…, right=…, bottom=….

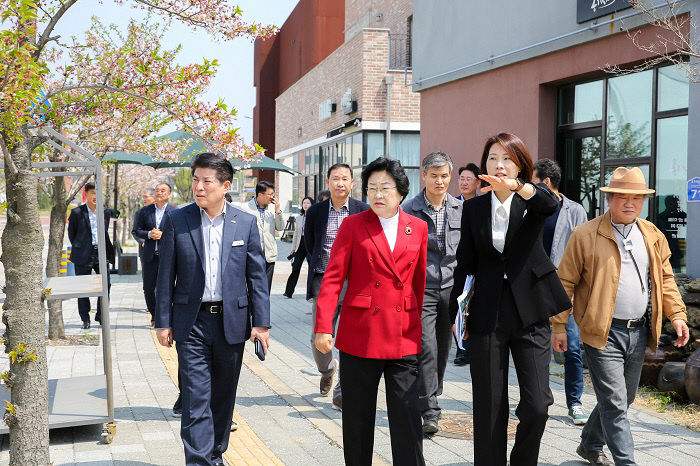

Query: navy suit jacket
left=303, top=197, right=369, bottom=300
left=67, top=204, right=115, bottom=266
left=155, top=202, right=270, bottom=344
left=131, top=203, right=178, bottom=262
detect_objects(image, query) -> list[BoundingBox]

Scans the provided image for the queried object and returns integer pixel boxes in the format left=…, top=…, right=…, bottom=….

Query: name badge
left=232, top=240, right=244, bottom=247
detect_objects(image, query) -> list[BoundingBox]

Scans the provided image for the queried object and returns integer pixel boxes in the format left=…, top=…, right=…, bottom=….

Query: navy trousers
left=176, top=310, right=244, bottom=465
left=74, top=249, right=110, bottom=324
left=141, top=254, right=159, bottom=318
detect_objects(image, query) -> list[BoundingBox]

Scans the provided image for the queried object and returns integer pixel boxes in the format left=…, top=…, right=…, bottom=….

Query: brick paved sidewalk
left=0, top=238, right=698, bottom=465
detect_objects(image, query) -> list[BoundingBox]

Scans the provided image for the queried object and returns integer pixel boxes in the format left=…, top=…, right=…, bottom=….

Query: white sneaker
left=569, top=405, right=588, bottom=425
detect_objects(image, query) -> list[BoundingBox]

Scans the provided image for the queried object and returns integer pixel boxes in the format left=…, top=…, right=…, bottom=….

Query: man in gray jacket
left=239, top=181, right=285, bottom=292
left=533, top=158, right=589, bottom=425
left=403, top=151, right=463, bottom=434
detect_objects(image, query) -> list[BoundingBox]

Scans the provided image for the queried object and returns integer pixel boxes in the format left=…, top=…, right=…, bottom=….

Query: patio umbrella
left=146, top=130, right=300, bottom=175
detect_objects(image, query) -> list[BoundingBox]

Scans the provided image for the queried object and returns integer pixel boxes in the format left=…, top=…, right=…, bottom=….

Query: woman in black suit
left=450, top=133, right=571, bottom=466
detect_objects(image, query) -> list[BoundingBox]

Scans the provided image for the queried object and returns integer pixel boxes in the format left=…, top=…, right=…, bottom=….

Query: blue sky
left=54, top=0, right=299, bottom=144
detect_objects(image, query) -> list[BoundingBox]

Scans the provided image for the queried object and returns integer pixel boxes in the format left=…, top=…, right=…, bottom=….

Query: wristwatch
left=512, top=178, right=525, bottom=192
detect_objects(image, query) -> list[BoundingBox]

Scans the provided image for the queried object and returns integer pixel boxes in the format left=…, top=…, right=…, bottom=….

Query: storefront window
left=558, top=80, right=604, bottom=125
left=655, top=116, right=688, bottom=272
left=658, top=65, right=689, bottom=112
left=606, top=71, right=652, bottom=159
left=351, top=133, right=362, bottom=167
left=366, top=132, right=385, bottom=161
left=562, top=134, right=602, bottom=219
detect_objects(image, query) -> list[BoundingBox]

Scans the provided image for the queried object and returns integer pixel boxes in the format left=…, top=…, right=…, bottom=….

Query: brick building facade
left=254, top=0, right=420, bottom=212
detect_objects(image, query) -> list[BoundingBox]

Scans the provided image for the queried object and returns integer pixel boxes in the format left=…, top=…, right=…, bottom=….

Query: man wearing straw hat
left=552, top=167, right=689, bottom=466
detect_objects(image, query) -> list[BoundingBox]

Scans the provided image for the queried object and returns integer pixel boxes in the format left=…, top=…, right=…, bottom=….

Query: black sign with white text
left=577, top=0, right=632, bottom=23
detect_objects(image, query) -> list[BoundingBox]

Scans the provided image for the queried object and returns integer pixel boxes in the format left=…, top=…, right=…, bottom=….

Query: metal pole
left=94, top=163, right=114, bottom=422
left=111, top=164, right=119, bottom=272
left=385, top=75, right=394, bottom=157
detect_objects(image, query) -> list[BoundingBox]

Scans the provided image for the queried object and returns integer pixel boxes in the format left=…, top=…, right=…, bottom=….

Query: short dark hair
left=533, top=158, right=562, bottom=189
left=479, top=133, right=534, bottom=182
left=317, top=190, right=331, bottom=202
left=458, top=163, right=480, bottom=177
left=361, top=157, right=410, bottom=201
left=327, top=163, right=352, bottom=179
left=190, top=152, right=234, bottom=183
left=155, top=182, right=172, bottom=193
left=255, top=180, right=275, bottom=196
left=84, top=182, right=95, bottom=193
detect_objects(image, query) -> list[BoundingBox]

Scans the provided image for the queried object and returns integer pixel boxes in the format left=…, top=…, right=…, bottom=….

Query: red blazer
left=314, top=208, right=428, bottom=359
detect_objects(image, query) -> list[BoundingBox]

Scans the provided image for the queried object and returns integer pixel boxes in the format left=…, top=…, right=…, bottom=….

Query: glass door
left=558, top=128, right=602, bottom=220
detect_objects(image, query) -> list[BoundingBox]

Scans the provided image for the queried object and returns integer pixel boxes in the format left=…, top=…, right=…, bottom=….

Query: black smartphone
left=254, top=338, right=265, bottom=361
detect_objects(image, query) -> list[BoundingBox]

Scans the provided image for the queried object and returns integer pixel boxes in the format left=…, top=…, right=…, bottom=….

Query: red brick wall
left=345, top=0, right=412, bottom=40
left=275, top=29, right=420, bottom=154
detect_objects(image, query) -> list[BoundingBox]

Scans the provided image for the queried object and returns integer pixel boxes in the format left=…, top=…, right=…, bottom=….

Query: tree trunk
left=1, top=135, right=50, bottom=465
left=46, top=174, right=68, bottom=340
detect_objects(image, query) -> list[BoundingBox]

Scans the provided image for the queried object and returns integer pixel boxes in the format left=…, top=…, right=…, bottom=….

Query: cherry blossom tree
left=1, top=1, right=275, bottom=463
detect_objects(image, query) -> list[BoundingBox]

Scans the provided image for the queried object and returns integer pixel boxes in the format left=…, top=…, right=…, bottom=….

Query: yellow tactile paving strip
left=150, top=324, right=284, bottom=466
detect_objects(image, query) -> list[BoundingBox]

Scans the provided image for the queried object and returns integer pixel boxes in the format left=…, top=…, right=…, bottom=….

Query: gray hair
left=144, top=188, right=155, bottom=196
left=422, top=150, right=453, bottom=173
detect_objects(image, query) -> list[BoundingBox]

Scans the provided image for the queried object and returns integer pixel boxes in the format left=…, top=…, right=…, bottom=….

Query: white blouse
left=378, top=210, right=400, bottom=252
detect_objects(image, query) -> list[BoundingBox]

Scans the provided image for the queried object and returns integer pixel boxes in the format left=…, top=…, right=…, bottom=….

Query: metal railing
left=389, top=33, right=411, bottom=70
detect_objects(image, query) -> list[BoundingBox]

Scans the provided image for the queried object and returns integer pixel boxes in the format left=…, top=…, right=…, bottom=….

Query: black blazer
left=449, top=184, right=571, bottom=333
left=303, top=197, right=369, bottom=300
left=131, top=203, right=177, bottom=263
left=67, top=204, right=115, bottom=266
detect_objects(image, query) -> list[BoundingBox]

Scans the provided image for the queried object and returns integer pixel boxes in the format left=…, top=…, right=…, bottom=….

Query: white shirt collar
left=155, top=203, right=167, bottom=212
left=329, top=197, right=350, bottom=212
left=491, top=191, right=515, bottom=216
left=378, top=209, right=400, bottom=226
left=199, top=204, right=226, bottom=222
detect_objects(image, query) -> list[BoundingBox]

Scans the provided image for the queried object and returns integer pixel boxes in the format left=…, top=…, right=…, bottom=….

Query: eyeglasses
left=367, top=186, right=397, bottom=196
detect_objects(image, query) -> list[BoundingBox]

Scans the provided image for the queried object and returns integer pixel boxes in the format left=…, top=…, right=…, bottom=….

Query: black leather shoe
left=172, top=394, right=182, bottom=418
left=422, top=416, right=439, bottom=435
left=82, top=321, right=90, bottom=329
left=453, top=348, right=470, bottom=366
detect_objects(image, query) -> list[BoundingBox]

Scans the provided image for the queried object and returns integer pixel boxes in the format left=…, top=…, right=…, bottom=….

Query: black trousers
left=417, top=287, right=453, bottom=417
left=284, top=239, right=307, bottom=297
left=265, top=261, right=275, bottom=293
left=340, top=351, right=425, bottom=466
left=142, top=254, right=159, bottom=318
left=469, top=280, right=553, bottom=466
left=177, top=309, right=244, bottom=464
left=74, top=249, right=111, bottom=324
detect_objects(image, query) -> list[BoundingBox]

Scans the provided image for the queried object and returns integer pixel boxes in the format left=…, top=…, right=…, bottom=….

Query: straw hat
left=600, top=167, right=655, bottom=195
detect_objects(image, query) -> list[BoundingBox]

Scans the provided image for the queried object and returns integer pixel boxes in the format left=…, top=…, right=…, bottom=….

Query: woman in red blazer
left=315, top=157, right=428, bottom=466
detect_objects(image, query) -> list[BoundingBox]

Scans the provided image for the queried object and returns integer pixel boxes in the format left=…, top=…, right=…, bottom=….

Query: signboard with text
left=577, top=0, right=632, bottom=24
left=689, top=177, right=700, bottom=203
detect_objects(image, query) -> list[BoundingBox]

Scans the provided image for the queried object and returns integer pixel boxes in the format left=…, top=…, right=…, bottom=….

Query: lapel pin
left=405, top=226, right=412, bottom=235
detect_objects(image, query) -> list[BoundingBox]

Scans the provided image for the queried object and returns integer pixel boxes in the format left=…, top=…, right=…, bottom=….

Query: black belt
left=611, top=316, right=646, bottom=328
left=154, top=250, right=159, bottom=256
left=201, top=301, right=223, bottom=314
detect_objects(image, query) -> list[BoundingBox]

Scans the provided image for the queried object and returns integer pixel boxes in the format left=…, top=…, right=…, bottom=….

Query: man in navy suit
left=132, top=183, right=177, bottom=327
left=67, top=182, right=115, bottom=329
left=304, top=163, right=368, bottom=408
left=156, top=153, right=270, bottom=465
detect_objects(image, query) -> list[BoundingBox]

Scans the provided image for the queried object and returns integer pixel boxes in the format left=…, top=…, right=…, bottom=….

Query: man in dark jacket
left=403, top=151, right=463, bottom=434
left=132, top=183, right=177, bottom=327
left=304, top=163, right=368, bottom=409
left=67, top=182, right=115, bottom=329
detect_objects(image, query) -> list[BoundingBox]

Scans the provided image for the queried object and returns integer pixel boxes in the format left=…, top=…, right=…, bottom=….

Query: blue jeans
left=581, top=324, right=647, bottom=466
left=564, top=313, right=584, bottom=409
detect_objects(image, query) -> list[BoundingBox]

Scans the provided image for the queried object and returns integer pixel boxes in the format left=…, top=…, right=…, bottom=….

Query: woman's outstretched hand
left=478, top=174, right=518, bottom=193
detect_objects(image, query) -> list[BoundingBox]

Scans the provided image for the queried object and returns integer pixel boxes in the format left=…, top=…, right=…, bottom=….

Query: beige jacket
left=291, top=214, right=304, bottom=252
left=239, top=199, right=285, bottom=263
left=552, top=211, right=686, bottom=351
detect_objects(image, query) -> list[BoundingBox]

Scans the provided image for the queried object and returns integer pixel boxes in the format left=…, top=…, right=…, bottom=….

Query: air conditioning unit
left=318, top=99, right=336, bottom=121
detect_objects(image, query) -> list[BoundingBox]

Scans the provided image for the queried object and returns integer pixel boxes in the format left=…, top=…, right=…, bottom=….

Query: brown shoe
left=320, top=359, right=338, bottom=396
left=576, top=444, right=614, bottom=465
